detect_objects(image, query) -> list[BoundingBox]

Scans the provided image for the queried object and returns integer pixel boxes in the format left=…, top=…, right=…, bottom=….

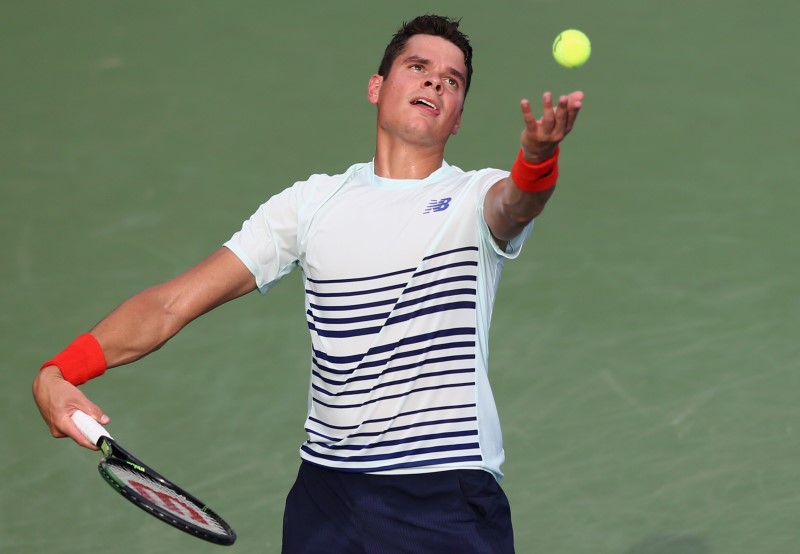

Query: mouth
left=410, top=97, right=440, bottom=115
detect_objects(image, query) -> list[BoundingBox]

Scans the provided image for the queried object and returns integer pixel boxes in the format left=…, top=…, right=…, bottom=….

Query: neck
left=373, top=131, right=446, bottom=180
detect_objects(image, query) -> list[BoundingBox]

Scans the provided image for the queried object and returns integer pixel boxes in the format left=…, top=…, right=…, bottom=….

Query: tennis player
left=34, top=15, right=583, bottom=553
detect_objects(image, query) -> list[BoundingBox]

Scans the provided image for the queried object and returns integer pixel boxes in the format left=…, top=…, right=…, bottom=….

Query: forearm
left=34, top=246, right=255, bottom=448
left=88, top=283, right=188, bottom=369
left=482, top=91, right=583, bottom=242
left=42, top=248, right=255, bottom=377
left=90, top=247, right=256, bottom=368
left=485, top=177, right=555, bottom=241
left=484, top=143, right=559, bottom=241
left=32, top=284, right=183, bottom=444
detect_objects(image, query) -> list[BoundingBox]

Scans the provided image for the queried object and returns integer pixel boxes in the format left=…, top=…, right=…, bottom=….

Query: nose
left=423, top=78, right=442, bottom=93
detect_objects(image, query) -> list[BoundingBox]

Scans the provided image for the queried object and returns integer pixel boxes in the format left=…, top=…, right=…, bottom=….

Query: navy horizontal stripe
left=412, top=260, right=477, bottom=280
left=301, top=455, right=484, bottom=473
left=307, top=403, right=476, bottom=431
left=310, top=301, right=475, bottom=339
left=304, top=245, right=478, bottom=287
left=313, top=353, right=475, bottom=384
left=308, top=297, right=395, bottom=312
left=314, top=341, right=475, bottom=376
left=306, top=266, right=416, bottom=285
left=347, top=416, right=477, bottom=439
left=307, top=275, right=475, bottom=310
left=301, top=441, right=480, bottom=463
left=307, top=309, right=388, bottom=326
left=306, top=281, right=406, bottom=298
left=313, top=367, right=474, bottom=397
left=362, top=403, right=476, bottom=425
left=306, top=417, right=477, bottom=443
left=305, top=428, right=339, bottom=442
left=309, top=274, right=476, bottom=302
left=312, top=381, right=474, bottom=410
left=307, top=288, right=476, bottom=324
left=403, top=275, right=476, bottom=295
left=422, top=245, right=478, bottom=262
left=307, top=416, right=359, bottom=431
left=308, top=322, right=381, bottom=339
left=384, top=301, right=475, bottom=326
left=312, top=327, right=476, bottom=365
left=316, top=430, right=478, bottom=452
left=394, top=287, right=476, bottom=311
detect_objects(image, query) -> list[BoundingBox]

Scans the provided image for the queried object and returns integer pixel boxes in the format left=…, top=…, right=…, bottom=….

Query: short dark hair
left=378, top=15, right=473, bottom=95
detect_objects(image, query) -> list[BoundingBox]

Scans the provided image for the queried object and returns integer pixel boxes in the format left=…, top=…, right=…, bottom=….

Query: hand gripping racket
left=71, top=410, right=236, bottom=546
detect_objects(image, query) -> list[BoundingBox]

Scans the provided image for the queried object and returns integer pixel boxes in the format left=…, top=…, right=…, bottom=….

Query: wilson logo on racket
left=71, top=410, right=237, bottom=546
left=128, top=480, right=211, bottom=526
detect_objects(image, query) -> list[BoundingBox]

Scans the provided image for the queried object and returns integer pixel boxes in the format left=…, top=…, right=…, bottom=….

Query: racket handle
left=71, top=410, right=113, bottom=446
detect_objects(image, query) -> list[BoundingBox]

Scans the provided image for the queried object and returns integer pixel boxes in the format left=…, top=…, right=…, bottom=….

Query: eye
left=410, top=64, right=423, bottom=71
left=445, top=78, right=459, bottom=88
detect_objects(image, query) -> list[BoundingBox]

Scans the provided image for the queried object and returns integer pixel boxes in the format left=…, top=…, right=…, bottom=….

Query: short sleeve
left=223, top=185, right=300, bottom=294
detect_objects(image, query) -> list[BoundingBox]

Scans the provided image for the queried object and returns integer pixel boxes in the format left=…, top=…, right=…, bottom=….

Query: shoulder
left=285, top=162, right=367, bottom=203
left=444, top=162, right=507, bottom=179
left=295, top=162, right=363, bottom=189
left=441, top=163, right=508, bottom=193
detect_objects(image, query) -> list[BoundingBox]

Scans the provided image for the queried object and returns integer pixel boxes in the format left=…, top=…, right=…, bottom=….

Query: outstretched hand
left=519, top=91, right=584, bottom=163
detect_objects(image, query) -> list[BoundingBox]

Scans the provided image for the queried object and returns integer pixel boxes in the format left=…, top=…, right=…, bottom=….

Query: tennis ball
left=553, top=29, right=591, bottom=68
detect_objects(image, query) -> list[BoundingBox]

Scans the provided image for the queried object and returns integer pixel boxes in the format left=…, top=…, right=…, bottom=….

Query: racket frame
left=73, top=411, right=236, bottom=546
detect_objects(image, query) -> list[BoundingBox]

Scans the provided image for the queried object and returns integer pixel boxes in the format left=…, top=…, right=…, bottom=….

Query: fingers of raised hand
left=519, top=98, right=538, bottom=129
left=519, top=91, right=584, bottom=157
left=554, top=95, right=570, bottom=135
left=564, top=91, right=585, bottom=133
left=536, top=92, right=569, bottom=139
left=537, top=92, right=554, bottom=132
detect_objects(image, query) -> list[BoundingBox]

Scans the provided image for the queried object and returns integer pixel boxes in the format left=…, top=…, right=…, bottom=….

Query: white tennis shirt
left=224, top=160, right=534, bottom=480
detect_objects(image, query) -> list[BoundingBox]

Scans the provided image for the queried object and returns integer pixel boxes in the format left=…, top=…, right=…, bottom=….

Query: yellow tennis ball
left=553, top=29, right=591, bottom=68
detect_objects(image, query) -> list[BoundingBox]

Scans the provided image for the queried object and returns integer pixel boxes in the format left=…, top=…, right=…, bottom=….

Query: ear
left=451, top=108, right=463, bottom=136
left=367, top=74, right=383, bottom=105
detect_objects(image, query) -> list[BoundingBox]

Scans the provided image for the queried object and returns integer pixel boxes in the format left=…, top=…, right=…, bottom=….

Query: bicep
left=163, top=247, right=257, bottom=324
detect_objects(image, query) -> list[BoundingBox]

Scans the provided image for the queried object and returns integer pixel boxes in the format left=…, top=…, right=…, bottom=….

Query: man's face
left=368, top=34, right=467, bottom=148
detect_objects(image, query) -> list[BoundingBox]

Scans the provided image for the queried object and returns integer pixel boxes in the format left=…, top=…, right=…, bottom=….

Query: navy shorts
left=282, top=462, right=514, bottom=553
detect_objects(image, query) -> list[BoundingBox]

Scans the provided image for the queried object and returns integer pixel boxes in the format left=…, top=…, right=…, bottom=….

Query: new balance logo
left=424, top=197, right=452, bottom=214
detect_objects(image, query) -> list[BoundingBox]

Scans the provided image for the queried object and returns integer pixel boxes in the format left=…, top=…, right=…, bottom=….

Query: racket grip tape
left=71, top=410, right=113, bottom=446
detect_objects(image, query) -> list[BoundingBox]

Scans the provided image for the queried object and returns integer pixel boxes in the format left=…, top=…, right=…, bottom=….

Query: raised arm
left=483, top=91, right=584, bottom=244
left=33, top=246, right=256, bottom=449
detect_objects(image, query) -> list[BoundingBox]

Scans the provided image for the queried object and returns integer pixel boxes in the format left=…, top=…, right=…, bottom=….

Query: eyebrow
left=403, top=55, right=467, bottom=86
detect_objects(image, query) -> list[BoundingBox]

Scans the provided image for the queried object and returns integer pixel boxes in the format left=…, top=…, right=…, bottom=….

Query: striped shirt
left=224, top=160, right=533, bottom=479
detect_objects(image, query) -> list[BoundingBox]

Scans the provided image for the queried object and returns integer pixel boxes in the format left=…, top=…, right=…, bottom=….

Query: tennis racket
left=71, top=410, right=236, bottom=546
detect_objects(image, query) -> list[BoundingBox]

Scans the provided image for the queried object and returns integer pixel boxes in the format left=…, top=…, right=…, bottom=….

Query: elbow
left=484, top=178, right=554, bottom=242
left=499, top=196, right=543, bottom=226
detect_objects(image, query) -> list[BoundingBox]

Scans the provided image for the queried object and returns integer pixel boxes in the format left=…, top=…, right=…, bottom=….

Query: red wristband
left=40, top=333, right=107, bottom=386
left=510, top=147, right=560, bottom=193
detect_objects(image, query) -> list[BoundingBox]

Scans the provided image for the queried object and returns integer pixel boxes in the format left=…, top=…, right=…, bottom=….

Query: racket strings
left=106, top=463, right=229, bottom=535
